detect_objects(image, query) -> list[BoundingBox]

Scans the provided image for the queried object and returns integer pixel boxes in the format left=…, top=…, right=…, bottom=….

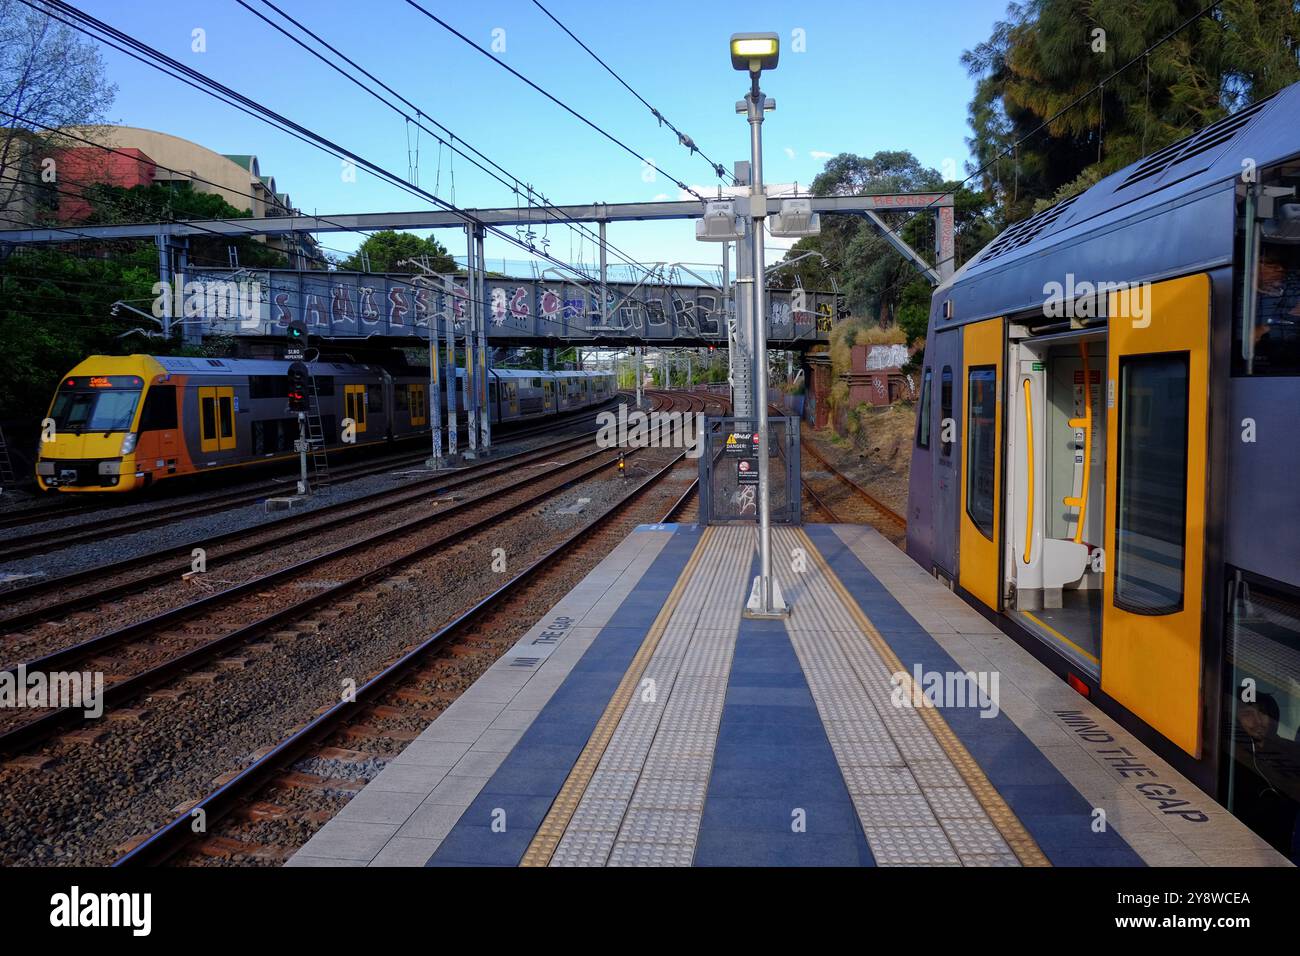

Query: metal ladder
left=0, top=425, right=17, bottom=492
left=304, top=376, right=331, bottom=494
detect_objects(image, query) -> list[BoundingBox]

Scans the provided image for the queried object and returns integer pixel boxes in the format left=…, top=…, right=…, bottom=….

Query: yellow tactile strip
left=520, top=526, right=715, bottom=867
left=796, top=528, right=1051, bottom=867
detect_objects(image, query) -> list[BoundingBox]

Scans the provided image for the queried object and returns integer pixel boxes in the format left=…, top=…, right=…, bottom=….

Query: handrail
left=1063, top=340, right=1093, bottom=545
left=1023, top=377, right=1034, bottom=564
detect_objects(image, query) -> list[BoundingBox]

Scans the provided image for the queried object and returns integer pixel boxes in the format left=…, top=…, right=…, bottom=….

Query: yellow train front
left=36, top=353, right=408, bottom=493
left=36, top=356, right=162, bottom=492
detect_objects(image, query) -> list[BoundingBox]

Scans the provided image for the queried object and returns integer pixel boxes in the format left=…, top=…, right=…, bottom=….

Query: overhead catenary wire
left=239, top=0, right=662, bottom=288
left=22, top=2, right=592, bottom=286
left=529, top=0, right=735, bottom=185
left=402, top=0, right=708, bottom=203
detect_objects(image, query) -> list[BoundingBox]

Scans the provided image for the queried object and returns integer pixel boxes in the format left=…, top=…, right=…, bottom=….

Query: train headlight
left=120, top=433, right=138, bottom=455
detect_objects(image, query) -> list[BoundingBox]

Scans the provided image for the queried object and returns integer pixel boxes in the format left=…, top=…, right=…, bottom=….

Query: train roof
left=150, top=355, right=365, bottom=375
left=937, top=78, right=1300, bottom=326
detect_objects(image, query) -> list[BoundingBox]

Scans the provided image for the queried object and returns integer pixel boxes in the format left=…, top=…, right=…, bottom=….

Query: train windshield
left=50, top=388, right=142, bottom=433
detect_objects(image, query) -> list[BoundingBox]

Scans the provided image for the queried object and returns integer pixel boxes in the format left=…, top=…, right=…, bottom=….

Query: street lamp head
left=730, top=32, right=779, bottom=73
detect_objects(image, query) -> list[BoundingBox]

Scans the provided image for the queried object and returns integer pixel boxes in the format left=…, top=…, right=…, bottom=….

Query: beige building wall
left=58, top=125, right=320, bottom=266
left=64, top=125, right=271, bottom=216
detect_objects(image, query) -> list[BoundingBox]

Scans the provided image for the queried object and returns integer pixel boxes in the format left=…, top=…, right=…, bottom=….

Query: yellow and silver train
left=36, top=354, right=615, bottom=493
left=907, top=82, right=1300, bottom=861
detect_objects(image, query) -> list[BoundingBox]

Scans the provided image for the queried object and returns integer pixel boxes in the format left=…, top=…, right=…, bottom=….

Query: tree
left=774, top=150, right=994, bottom=326
left=84, top=182, right=288, bottom=268
left=963, top=0, right=1300, bottom=224
left=338, top=230, right=456, bottom=273
left=0, top=0, right=117, bottom=223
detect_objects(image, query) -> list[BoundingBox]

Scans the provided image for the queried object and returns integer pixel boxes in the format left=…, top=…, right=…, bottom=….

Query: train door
left=929, top=329, right=963, bottom=580
left=344, top=383, right=367, bottom=434
left=409, top=384, right=427, bottom=426
left=543, top=379, right=555, bottom=413
left=1006, top=329, right=1106, bottom=675
left=198, top=385, right=236, bottom=453
left=958, top=318, right=1004, bottom=610
left=1100, top=274, right=1210, bottom=756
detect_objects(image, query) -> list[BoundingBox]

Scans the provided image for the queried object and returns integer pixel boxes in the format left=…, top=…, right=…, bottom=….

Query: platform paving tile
left=862, top=826, right=962, bottom=865
left=369, top=837, right=443, bottom=867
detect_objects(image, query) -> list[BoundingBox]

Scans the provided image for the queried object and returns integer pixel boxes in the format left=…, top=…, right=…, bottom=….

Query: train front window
left=916, top=367, right=932, bottom=449
left=51, top=389, right=141, bottom=433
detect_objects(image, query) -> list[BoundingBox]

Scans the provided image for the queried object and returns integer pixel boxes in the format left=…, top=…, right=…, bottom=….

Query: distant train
left=906, top=80, right=1300, bottom=860
left=35, top=354, right=617, bottom=492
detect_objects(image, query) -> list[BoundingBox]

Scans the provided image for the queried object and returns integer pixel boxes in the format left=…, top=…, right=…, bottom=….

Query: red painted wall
left=49, top=147, right=157, bottom=222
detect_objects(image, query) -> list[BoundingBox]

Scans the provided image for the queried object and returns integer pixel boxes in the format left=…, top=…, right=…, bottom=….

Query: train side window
left=217, top=394, right=234, bottom=439
left=916, top=367, right=932, bottom=449
left=200, top=395, right=217, bottom=443
left=314, top=376, right=335, bottom=397
left=1114, top=353, right=1189, bottom=614
left=139, top=385, right=177, bottom=431
left=965, top=366, right=997, bottom=539
left=1224, top=573, right=1300, bottom=861
left=940, top=366, right=953, bottom=457
left=367, top=384, right=384, bottom=414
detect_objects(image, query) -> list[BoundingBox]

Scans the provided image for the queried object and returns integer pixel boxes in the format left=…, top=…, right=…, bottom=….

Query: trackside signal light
left=287, top=361, right=310, bottom=413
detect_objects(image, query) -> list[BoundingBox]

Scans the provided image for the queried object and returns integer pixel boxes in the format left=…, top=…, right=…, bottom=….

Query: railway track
left=0, top=423, right=654, bottom=635
left=799, top=428, right=907, bottom=544
left=97, top=389, right=724, bottom=866
left=0, top=393, right=692, bottom=753
left=0, top=401, right=625, bottom=560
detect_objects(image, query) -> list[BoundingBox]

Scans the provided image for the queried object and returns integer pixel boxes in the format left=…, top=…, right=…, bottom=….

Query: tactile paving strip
left=532, top=525, right=753, bottom=866
left=519, top=527, right=716, bottom=867
left=787, top=527, right=1050, bottom=868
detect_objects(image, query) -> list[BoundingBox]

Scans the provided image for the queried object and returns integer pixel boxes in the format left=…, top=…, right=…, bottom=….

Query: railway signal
left=287, top=361, right=309, bottom=413
left=285, top=318, right=308, bottom=361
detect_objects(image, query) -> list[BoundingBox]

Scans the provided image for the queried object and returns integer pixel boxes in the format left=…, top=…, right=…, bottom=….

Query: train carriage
left=36, top=356, right=620, bottom=494
left=906, top=79, right=1300, bottom=860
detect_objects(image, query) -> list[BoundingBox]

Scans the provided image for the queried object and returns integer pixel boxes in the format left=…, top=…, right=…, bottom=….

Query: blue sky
left=78, top=0, right=1009, bottom=272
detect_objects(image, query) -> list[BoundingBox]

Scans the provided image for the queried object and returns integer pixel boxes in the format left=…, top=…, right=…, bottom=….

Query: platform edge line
left=796, top=527, right=1052, bottom=868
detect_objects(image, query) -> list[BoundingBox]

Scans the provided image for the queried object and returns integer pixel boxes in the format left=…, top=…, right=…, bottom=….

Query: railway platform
left=287, top=523, right=1288, bottom=867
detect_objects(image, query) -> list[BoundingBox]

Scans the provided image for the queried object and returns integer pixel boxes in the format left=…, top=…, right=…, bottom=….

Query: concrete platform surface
left=288, top=523, right=1288, bottom=868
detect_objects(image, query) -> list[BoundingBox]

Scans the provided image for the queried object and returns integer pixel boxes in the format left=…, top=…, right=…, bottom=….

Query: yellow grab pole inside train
left=1023, top=377, right=1034, bottom=565
left=1064, top=340, right=1093, bottom=545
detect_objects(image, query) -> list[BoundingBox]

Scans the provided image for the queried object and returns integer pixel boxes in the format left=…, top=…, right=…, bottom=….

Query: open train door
left=959, top=317, right=1004, bottom=610
left=1101, top=274, right=1210, bottom=756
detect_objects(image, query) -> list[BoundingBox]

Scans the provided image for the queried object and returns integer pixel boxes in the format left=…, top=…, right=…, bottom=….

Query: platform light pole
left=732, top=32, right=788, bottom=618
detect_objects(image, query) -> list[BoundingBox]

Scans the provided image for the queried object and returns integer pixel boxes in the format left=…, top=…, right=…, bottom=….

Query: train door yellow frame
left=1101, top=274, right=1209, bottom=756
left=959, top=317, right=1004, bottom=610
left=198, top=386, right=236, bottom=453
left=345, top=384, right=367, bottom=433
left=409, top=384, right=427, bottom=426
